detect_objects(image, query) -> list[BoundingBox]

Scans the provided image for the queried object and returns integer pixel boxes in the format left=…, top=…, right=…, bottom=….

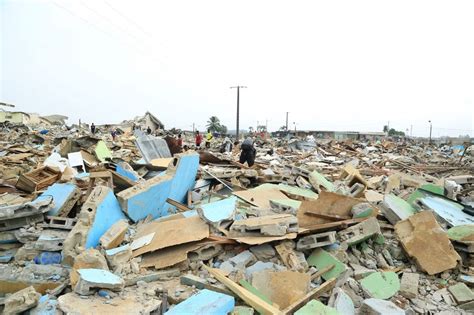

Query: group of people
left=192, top=130, right=256, bottom=167
left=90, top=122, right=257, bottom=167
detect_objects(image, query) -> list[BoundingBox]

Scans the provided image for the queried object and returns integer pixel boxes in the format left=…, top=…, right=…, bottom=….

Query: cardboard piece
left=395, top=211, right=461, bottom=275
left=132, top=216, right=209, bottom=257
left=252, top=270, right=310, bottom=309
left=233, top=186, right=289, bottom=209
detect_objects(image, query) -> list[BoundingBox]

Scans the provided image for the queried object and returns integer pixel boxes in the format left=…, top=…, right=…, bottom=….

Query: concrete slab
left=62, top=186, right=126, bottom=265
left=94, top=140, right=112, bottom=162
left=74, top=268, right=124, bottom=295
left=448, top=283, right=474, bottom=304
left=381, top=194, right=416, bottom=225
left=400, top=272, right=419, bottom=299
left=165, top=289, right=235, bottom=315
left=37, top=183, right=81, bottom=216
left=360, top=298, right=404, bottom=315
left=117, top=152, right=199, bottom=222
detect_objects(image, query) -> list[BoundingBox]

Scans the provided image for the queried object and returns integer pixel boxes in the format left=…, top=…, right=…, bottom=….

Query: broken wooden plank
left=281, top=278, right=337, bottom=314
left=203, top=265, right=283, bottom=315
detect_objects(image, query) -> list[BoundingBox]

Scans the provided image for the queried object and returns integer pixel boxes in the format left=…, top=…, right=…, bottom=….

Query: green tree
left=206, top=116, right=221, bottom=133
left=219, top=125, right=228, bottom=134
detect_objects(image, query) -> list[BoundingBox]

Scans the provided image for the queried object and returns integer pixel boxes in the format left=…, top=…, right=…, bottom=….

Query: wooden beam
left=203, top=265, right=283, bottom=315
left=166, top=198, right=192, bottom=212
left=282, top=278, right=336, bottom=315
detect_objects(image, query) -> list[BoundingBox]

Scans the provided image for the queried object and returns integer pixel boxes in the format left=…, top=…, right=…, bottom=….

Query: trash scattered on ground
left=0, top=116, right=473, bottom=314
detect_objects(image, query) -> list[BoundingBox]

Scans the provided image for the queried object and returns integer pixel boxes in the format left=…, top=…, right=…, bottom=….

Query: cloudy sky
left=1, top=0, right=473, bottom=137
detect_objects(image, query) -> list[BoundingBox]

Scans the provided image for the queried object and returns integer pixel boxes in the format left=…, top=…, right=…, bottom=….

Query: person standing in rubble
left=90, top=123, right=96, bottom=134
left=220, top=137, right=233, bottom=153
left=111, top=129, right=117, bottom=141
left=177, top=134, right=183, bottom=148
left=205, top=129, right=213, bottom=149
left=195, top=130, right=203, bottom=149
left=239, top=136, right=256, bottom=167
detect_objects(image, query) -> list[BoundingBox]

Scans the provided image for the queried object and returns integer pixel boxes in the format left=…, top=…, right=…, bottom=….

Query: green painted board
left=309, top=171, right=335, bottom=192
left=278, top=184, right=318, bottom=199
left=360, top=272, right=400, bottom=299
left=95, top=140, right=113, bottom=162
left=307, top=249, right=347, bottom=281
left=294, top=300, right=341, bottom=315
left=447, top=225, right=474, bottom=242
left=407, top=184, right=444, bottom=206
left=239, top=279, right=273, bottom=305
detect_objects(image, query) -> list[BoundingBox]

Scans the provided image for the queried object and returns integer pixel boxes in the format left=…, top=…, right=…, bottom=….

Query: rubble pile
left=0, top=121, right=473, bottom=314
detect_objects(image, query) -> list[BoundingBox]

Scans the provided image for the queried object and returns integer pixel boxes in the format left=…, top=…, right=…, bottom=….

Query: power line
left=102, top=0, right=153, bottom=38
left=51, top=1, right=160, bottom=63
left=79, top=0, right=153, bottom=50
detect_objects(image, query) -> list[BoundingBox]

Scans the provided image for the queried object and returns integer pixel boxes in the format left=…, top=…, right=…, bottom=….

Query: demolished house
left=0, top=118, right=473, bottom=314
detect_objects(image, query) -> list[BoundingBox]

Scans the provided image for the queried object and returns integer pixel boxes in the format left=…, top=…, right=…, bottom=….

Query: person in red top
left=177, top=134, right=183, bottom=147
left=195, top=131, right=203, bottom=149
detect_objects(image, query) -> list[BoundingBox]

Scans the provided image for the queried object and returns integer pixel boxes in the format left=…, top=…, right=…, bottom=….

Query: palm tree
left=206, top=116, right=221, bottom=132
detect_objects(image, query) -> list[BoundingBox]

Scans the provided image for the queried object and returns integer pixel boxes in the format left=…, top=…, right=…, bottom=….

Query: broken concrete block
left=74, top=268, right=124, bottom=295
left=70, top=248, right=109, bottom=286
left=230, top=214, right=298, bottom=237
left=3, top=286, right=41, bottom=315
left=399, top=272, right=419, bottom=299
left=165, top=289, right=235, bottom=315
left=294, top=300, right=340, bottom=315
left=395, top=211, right=461, bottom=275
left=448, top=283, right=474, bottom=304
left=100, top=219, right=129, bottom=250
left=338, top=217, right=381, bottom=246
left=328, top=287, right=355, bottom=315
left=37, top=183, right=81, bottom=216
left=34, top=229, right=69, bottom=251
left=447, top=224, right=474, bottom=253
left=62, top=186, right=126, bottom=266
left=359, top=298, right=404, bottom=315
left=220, top=250, right=257, bottom=274
left=360, top=272, right=400, bottom=299
left=296, top=231, right=336, bottom=251
left=307, top=248, right=347, bottom=281
left=245, top=261, right=283, bottom=280
left=118, top=152, right=199, bottom=222
left=105, top=245, right=132, bottom=272
left=58, top=290, right=161, bottom=314
left=380, top=194, right=416, bottom=225
left=350, top=263, right=376, bottom=280
left=0, top=196, right=53, bottom=231
left=275, top=242, right=308, bottom=272
left=188, top=243, right=223, bottom=262
left=249, top=244, right=276, bottom=260
left=196, top=196, right=236, bottom=223
left=351, top=203, right=374, bottom=219
left=29, top=294, right=58, bottom=315
left=15, top=242, right=41, bottom=262
left=309, top=170, right=335, bottom=193
left=269, top=199, right=301, bottom=215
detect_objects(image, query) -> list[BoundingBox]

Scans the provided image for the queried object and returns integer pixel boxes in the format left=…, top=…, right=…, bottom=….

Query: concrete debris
left=3, top=286, right=41, bottom=315
left=0, top=119, right=473, bottom=314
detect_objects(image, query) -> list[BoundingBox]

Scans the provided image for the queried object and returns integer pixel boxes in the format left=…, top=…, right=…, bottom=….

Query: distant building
left=0, top=111, right=40, bottom=124
left=271, top=129, right=386, bottom=140
left=40, top=115, right=69, bottom=125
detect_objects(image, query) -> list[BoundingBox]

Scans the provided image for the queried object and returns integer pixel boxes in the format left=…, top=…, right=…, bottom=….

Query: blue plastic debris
left=34, top=252, right=62, bottom=265
left=165, top=289, right=235, bottom=315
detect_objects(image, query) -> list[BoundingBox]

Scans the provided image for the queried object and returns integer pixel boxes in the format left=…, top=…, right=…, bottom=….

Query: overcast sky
left=1, top=0, right=473, bottom=137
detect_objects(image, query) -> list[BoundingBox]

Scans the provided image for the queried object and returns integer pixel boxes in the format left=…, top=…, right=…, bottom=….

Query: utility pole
left=230, top=86, right=247, bottom=140
left=285, top=112, right=289, bottom=131
left=410, top=125, right=413, bottom=137
left=428, top=120, right=432, bottom=144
